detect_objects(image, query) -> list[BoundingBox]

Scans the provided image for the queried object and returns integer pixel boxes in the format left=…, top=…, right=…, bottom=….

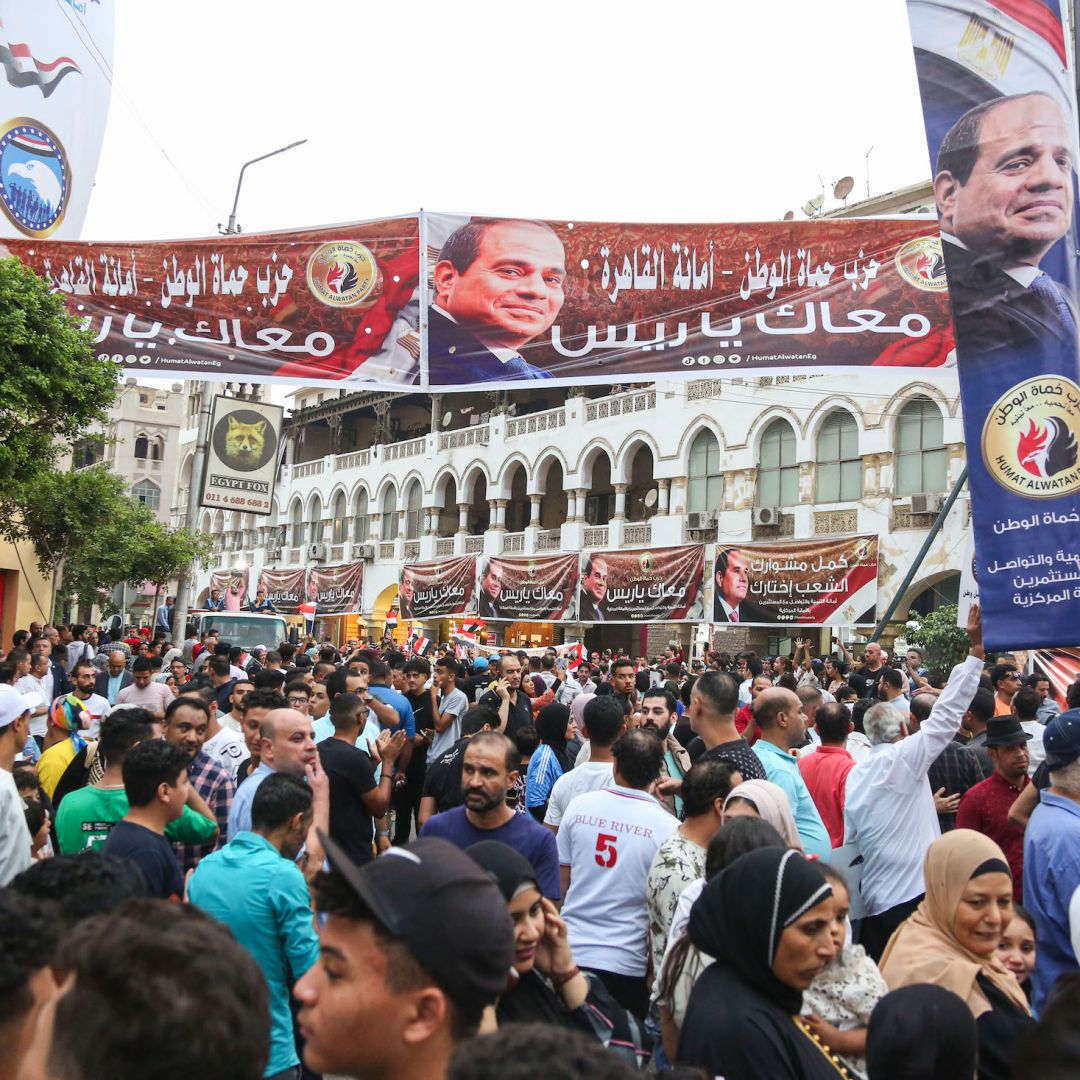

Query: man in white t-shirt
left=178, top=686, right=249, bottom=780
left=428, top=657, right=468, bottom=763
left=67, top=660, right=111, bottom=739
left=557, top=729, right=677, bottom=1020
left=544, top=696, right=625, bottom=832
left=14, top=651, right=49, bottom=743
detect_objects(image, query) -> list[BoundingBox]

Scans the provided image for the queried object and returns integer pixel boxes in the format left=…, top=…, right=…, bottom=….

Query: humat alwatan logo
left=894, top=235, right=948, bottom=292
left=307, top=241, right=378, bottom=307
left=982, top=376, right=1080, bottom=498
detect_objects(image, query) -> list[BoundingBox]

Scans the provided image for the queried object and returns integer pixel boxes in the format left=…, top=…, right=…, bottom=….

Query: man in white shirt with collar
left=934, top=93, right=1075, bottom=355
left=426, top=218, right=566, bottom=385
left=845, top=604, right=985, bottom=962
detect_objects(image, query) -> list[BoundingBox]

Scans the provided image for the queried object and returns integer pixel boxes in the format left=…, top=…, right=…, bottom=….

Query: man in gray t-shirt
left=428, top=657, right=468, bottom=763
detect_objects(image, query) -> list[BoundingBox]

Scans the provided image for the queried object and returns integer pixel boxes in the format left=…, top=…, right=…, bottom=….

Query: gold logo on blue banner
left=894, top=236, right=948, bottom=292
left=307, top=241, right=378, bottom=307
left=982, top=376, right=1080, bottom=498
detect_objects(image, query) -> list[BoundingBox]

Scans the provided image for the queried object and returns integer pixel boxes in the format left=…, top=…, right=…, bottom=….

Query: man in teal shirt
left=751, top=687, right=832, bottom=858
left=189, top=773, right=319, bottom=1079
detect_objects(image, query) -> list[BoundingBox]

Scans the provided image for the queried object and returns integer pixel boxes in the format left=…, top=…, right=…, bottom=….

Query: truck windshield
left=197, top=615, right=287, bottom=652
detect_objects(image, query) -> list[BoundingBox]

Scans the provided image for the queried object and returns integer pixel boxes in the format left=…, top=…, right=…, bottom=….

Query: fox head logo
left=1017, top=417, right=1078, bottom=478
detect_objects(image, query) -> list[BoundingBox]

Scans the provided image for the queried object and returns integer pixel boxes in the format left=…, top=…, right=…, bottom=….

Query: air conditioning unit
left=686, top=511, right=716, bottom=530
left=753, top=506, right=780, bottom=526
left=356, top=544, right=375, bottom=561
left=910, top=493, right=944, bottom=515
left=308, top=541, right=327, bottom=562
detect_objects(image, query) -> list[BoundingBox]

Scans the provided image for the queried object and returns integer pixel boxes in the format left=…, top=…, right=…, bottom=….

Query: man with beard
left=639, top=687, right=691, bottom=817
left=163, top=696, right=234, bottom=872
left=419, top=730, right=560, bottom=899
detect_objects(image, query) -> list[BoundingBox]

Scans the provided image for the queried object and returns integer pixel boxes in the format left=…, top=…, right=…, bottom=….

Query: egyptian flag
left=385, top=608, right=398, bottom=629
left=460, top=618, right=486, bottom=636
left=298, top=601, right=317, bottom=633
left=0, top=19, right=81, bottom=98
left=409, top=631, right=432, bottom=656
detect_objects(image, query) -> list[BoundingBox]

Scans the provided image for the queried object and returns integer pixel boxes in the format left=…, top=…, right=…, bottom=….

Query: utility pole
left=173, top=140, right=307, bottom=645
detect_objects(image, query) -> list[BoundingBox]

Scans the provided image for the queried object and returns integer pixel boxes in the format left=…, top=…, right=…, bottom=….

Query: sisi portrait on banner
left=428, top=218, right=566, bottom=385
left=712, top=548, right=776, bottom=624
left=934, top=92, right=1077, bottom=360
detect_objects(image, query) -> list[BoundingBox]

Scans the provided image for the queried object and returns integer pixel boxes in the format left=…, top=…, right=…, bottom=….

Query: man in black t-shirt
left=418, top=705, right=499, bottom=827
left=395, top=658, right=435, bottom=845
left=101, top=739, right=192, bottom=899
left=317, top=693, right=405, bottom=865
left=477, top=654, right=531, bottom=738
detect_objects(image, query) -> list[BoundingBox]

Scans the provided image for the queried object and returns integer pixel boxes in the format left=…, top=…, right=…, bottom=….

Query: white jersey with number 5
left=557, top=784, right=678, bottom=977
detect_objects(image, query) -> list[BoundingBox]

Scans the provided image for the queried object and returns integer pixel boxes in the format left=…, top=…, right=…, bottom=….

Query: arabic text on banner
left=904, top=0, right=1080, bottom=649
left=400, top=555, right=476, bottom=620
left=475, top=553, right=579, bottom=621
left=306, top=563, right=364, bottom=615
left=577, top=545, right=704, bottom=623
left=423, top=213, right=954, bottom=388
left=256, top=568, right=307, bottom=615
left=6, top=217, right=422, bottom=389
left=0, top=1, right=114, bottom=240
left=711, top=537, right=879, bottom=627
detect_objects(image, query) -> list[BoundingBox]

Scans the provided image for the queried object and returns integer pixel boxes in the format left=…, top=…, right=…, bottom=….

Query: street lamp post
left=172, top=139, right=307, bottom=644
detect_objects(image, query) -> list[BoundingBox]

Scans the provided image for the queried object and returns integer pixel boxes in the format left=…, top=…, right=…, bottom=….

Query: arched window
left=150, top=437, right=164, bottom=462
left=757, top=420, right=798, bottom=506
left=815, top=412, right=861, bottom=502
left=687, top=429, right=723, bottom=513
left=896, top=397, right=946, bottom=496
left=381, top=487, right=399, bottom=541
left=353, top=490, right=369, bottom=544
left=132, top=479, right=160, bottom=511
left=331, top=491, right=348, bottom=545
left=134, top=435, right=149, bottom=460
left=309, top=495, right=324, bottom=545
left=404, top=480, right=423, bottom=540
left=290, top=501, right=304, bottom=548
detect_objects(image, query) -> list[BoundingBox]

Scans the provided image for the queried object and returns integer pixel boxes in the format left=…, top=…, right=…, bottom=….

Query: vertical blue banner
left=905, top=0, right=1080, bottom=649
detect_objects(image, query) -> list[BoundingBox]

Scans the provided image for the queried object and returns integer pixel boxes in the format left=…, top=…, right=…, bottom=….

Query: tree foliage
left=905, top=604, right=970, bottom=676
left=0, top=257, right=117, bottom=488
left=0, top=466, right=212, bottom=614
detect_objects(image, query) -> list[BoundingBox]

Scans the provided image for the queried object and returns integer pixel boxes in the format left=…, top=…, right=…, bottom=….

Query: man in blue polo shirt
left=190, top=773, right=320, bottom=1080
left=751, top=687, right=831, bottom=857
left=1024, top=709, right=1080, bottom=1012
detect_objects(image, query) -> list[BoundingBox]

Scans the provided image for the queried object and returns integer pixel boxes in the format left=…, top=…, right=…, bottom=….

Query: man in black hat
left=294, top=834, right=514, bottom=1080
left=956, top=715, right=1031, bottom=899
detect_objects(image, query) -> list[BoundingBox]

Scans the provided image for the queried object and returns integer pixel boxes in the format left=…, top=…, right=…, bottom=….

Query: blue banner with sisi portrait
left=905, top=0, right=1080, bottom=649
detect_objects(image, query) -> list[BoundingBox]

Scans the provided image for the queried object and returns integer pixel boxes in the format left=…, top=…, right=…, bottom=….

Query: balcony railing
left=336, top=449, right=371, bottom=470
left=438, top=425, right=489, bottom=451
left=622, top=523, right=652, bottom=546
left=585, top=389, right=656, bottom=423
left=502, top=532, right=525, bottom=553
left=435, top=537, right=455, bottom=556
left=583, top=526, right=609, bottom=547
left=464, top=536, right=484, bottom=553
left=536, top=529, right=561, bottom=551
left=293, top=460, right=325, bottom=478
left=403, top=541, right=420, bottom=559
left=384, top=437, right=427, bottom=462
left=379, top=542, right=396, bottom=560
left=506, top=408, right=566, bottom=438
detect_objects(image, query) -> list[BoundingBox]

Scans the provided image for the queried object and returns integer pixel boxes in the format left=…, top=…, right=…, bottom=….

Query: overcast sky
left=83, top=0, right=933, bottom=240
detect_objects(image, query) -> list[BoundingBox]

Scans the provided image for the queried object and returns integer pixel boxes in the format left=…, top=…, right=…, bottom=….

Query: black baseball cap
left=318, top=832, right=513, bottom=1009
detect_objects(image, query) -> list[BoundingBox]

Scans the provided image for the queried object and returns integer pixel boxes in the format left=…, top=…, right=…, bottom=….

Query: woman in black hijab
left=467, top=840, right=644, bottom=1068
left=865, top=984, right=978, bottom=1080
left=678, top=847, right=849, bottom=1079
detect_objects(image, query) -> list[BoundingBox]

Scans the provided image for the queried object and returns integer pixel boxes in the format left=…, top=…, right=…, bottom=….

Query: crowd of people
left=1, top=605, right=1079, bottom=1079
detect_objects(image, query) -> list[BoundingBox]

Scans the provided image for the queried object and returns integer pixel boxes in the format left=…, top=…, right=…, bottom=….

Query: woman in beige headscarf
left=879, top=829, right=1033, bottom=1080
left=722, top=779, right=805, bottom=853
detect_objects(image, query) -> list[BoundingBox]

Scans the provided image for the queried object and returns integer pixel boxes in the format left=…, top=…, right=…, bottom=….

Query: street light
left=173, top=138, right=307, bottom=642
left=224, top=138, right=307, bottom=235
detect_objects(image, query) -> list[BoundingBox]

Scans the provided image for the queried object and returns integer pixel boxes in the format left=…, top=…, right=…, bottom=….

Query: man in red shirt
left=955, top=715, right=1031, bottom=899
left=735, top=674, right=772, bottom=743
left=797, top=702, right=855, bottom=848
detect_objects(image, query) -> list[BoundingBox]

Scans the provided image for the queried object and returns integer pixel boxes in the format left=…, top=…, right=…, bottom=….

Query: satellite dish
left=809, top=193, right=824, bottom=211
left=442, top=411, right=453, bottom=426
left=782, top=210, right=795, bottom=221
left=644, top=489, right=658, bottom=507
left=833, top=176, right=854, bottom=200
left=802, top=200, right=819, bottom=218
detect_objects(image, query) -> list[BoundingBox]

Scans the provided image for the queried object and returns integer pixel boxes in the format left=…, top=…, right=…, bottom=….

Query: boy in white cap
left=0, top=684, right=34, bottom=883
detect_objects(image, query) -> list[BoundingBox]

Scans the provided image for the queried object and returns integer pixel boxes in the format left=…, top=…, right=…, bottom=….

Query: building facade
left=183, top=183, right=967, bottom=657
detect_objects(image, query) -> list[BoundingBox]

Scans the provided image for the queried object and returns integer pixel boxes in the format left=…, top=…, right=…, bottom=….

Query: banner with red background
left=576, top=545, right=705, bottom=623
left=475, top=553, right=579, bottom=621
left=306, top=563, right=364, bottom=614
left=399, top=556, right=476, bottom=620
left=256, top=568, right=306, bottom=615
